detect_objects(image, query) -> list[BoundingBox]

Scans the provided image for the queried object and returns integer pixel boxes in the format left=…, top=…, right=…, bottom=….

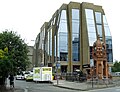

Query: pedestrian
left=9, top=74, right=14, bottom=88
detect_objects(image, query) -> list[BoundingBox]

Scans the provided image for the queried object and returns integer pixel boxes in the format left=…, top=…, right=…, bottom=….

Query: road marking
left=24, top=88, right=28, bottom=92
left=24, top=86, right=29, bottom=92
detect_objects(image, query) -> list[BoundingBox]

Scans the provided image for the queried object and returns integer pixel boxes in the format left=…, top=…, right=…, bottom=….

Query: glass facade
left=37, top=2, right=113, bottom=72
left=47, top=29, right=50, bottom=55
left=85, top=9, right=97, bottom=46
left=95, top=12, right=102, bottom=40
left=72, top=9, right=80, bottom=61
left=103, top=15, right=113, bottom=62
left=50, top=29, right=52, bottom=56
left=58, top=10, right=68, bottom=61
left=85, top=9, right=97, bottom=60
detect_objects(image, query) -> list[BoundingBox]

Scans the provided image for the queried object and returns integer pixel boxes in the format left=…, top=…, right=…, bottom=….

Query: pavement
left=51, top=79, right=120, bottom=91
left=3, top=86, right=24, bottom=92
left=52, top=80, right=89, bottom=91
left=0, top=87, right=24, bottom=92
left=0, top=80, right=24, bottom=92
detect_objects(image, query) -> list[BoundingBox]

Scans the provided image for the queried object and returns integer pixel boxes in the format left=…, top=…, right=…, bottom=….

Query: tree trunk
left=0, top=77, right=6, bottom=90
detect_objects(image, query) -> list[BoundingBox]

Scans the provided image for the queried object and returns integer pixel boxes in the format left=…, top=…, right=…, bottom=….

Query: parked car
left=26, top=74, right=33, bottom=81
left=16, top=74, right=24, bottom=80
left=24, top=71, right=30, bottom=79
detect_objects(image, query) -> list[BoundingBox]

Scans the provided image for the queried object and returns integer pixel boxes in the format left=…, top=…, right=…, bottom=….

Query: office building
left=33, top=2, right=113, bottom=73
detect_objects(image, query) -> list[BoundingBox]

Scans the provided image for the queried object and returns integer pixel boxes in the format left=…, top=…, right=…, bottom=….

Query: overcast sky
left=0, top=0, right=119, bottom=61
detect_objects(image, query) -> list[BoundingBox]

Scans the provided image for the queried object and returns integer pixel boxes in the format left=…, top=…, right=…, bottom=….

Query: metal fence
left=65, top=73, right=87, bottom=82
left=60, top=73, right=120, bottom=90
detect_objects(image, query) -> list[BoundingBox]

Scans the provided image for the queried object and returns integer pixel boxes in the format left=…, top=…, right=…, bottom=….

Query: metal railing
left=65, top=73, right=87, bottom=82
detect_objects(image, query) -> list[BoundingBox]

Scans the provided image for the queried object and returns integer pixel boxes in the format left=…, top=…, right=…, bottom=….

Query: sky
left=0, top=0, right=119, bottom=61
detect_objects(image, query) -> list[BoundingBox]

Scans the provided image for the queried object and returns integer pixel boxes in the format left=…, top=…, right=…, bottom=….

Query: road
left=8, top=79, right=75, bottom=92
left=6, top=79, right=120, bottom=92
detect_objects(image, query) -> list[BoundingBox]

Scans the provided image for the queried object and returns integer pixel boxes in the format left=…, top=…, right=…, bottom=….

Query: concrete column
left=66, top=4, right=72, bottom=73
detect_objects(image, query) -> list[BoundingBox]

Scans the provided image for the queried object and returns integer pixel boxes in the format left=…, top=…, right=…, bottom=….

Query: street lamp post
left=56, top=63, right=59, bottom=85
left=56, top=61, right=60, bottom=85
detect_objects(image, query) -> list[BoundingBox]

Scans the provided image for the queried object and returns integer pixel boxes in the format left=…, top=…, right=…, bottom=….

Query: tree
left=0, top=30, right=30, bottom=77
left=112, top=60, right=120, bottom=72
left=0, top=48, right=11, bottom=85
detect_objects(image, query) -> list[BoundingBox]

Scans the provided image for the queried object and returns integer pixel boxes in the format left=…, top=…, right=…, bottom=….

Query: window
left=50, top=29, right=52, bottom=56
left=85, top=9, right=97, bottom=46
left=95, top=12, right=102, bottom=24
left=95, top=12, right=102, bottom=39
left=97, top=25, right=102, bottom=37
left=103, top=15, right=111, bottom=36
left=85, top=9, right=97, bottom=61
left=103, top=15, right=113, bottom=62
left=47, top=30, right=50, bottom=55
left=57, top=10, right=68, bottom=61
left=72, top=9, right=80, bottom=61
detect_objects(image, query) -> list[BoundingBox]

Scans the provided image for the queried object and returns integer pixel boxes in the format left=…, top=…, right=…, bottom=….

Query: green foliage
left=112, top=60, right=120, bottom=72
left=0, top=30, right=29, bottom=76
left=0, top=48, right=10, bottom=77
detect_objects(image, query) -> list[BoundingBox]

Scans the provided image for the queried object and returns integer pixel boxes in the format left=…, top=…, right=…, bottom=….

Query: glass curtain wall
left=46, top=28, right=52, bottom=63
left=85, top=9, right=97, bottom=59
left=41, top=29, right=45, bottom=51
left=39, top=32, right=42, bottom=50
left=95, top=12, right=102, bottom=40
left=72, top=9, right=80, bottom=61
left=47, top=30, right=50, bottom=55
left=103, top=15, right=113, bottom=62
left=50, top=29, right=52, bottom=56
left=58, top=10, right=68, bottom=61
